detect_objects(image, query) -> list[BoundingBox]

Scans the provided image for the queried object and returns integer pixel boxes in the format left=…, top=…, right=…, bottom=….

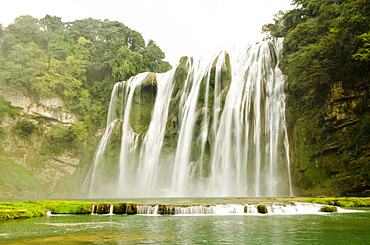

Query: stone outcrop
left=0, top=89, right=77, bottom=124
left=0, top=91, right=86, bottom=199
left=288, top=79, right=370, bottom=196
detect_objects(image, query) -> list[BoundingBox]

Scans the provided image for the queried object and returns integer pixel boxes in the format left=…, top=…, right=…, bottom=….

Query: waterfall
left=82, top=38, right=292, bottom=198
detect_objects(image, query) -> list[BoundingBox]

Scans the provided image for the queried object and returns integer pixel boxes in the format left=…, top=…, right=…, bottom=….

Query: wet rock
left=126, top=203, right=138, bottom=214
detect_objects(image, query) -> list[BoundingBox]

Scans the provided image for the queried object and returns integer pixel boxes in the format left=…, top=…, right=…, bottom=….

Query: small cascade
left=137, top=205, right=159, bottom=215
left=131, top=202, right=338, bottom=215
left=267, top=202, right=324, bottom=214
left=91, top=204, right=96, bottom=215
left=107, top=205, right=114, bottom=215
left=174, top=204, right=246, bottom=215
left=90, top=203, right=115, bottom=215
left=244, top=205, right=259, bottom=214
left=175, top=206, right=216, bottom=215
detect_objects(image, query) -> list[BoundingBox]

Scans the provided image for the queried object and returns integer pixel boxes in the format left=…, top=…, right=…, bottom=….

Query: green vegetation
left=0, top=201, right=46, bottom=220
left=297, top=197, right=370, bottom=208
left=13, top=119, right=37, bottom=138
left=41, top=124, right=74, bottom=156
left=0, top=159, right=45, bottom=196
left=0, top=15, right=172, bottom=130
left=264, top=0, right=370, bottom=196
left=48, top=201, right=93, bottom=214
left=257, top=204, right=268, bottom=214
left=320, top=206, right=338, bottom=212
left=0, top=95, right=20, bottom=123
left=0, top=200, right=95, bottom=220
left=264, top=0, right=370, bottom=112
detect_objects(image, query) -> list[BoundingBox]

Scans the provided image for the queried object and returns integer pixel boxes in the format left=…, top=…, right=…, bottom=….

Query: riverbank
left=1, top=197, right=369, bottom=220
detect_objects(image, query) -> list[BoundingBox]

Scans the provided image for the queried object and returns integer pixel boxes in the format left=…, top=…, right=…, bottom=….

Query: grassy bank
left=0, top=200, right=95, bottom=220
left=294, top=197, right=370, bottom=208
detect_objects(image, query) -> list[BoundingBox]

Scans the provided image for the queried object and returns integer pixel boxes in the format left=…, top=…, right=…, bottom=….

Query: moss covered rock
left=320, top=206, right=338, bottom=212
left=257, top=204, right=268, bottom=214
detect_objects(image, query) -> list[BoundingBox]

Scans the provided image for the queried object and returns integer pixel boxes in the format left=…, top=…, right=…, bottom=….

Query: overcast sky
left=0, top=0, right=294, bottom=65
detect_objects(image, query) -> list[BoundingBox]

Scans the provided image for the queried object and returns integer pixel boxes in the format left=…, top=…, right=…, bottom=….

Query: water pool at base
left=1, top=211, right=369, bottom=244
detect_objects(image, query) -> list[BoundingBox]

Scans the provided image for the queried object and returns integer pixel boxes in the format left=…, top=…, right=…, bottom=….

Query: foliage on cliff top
left=0, top=15, right=172, bottom=130
left=0, top=95, right=20, bottom=123
left=264, top=0, right=370, bottom=109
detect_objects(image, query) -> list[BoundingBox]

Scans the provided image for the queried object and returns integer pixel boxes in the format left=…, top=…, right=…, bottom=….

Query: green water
left=0, top=211, right=369, bottom=244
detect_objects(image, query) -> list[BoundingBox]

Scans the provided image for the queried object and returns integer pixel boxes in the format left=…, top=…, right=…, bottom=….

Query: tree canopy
left=0, top=15, right=172, bottom=129
left=264, top=0, right=370, bottom=108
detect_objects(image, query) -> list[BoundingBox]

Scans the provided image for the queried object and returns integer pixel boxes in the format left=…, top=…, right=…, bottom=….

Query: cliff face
left=0, top=90, right=78, bottom=124
left=288, top=79, right=370, bottom=196
left=0, top=90, right=98, bottom=199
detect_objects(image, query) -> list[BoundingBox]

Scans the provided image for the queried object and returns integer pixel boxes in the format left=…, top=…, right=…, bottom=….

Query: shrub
left=0, top=95, right=20, bottom=123
left=70, top=121, right=88, bottom=141
left=349, top=199, right=370, bottom=207
left=320, top=206, right=338, bottom=212
left=257, top=204, right=268, bottom=214
left=14, top=119, right=36, bottom=138
left=335, top=200, right=354, bottom=208
left=41, top=125, right=73, bottom=156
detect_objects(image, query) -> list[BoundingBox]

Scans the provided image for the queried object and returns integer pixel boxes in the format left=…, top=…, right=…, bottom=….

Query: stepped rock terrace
left=2, top=197, right=369, bottom=220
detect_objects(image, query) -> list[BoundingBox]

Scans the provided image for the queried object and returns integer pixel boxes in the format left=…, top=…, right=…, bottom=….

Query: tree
left=142, top=40, right=172, bottom=73
left=0, top=42, right=46, bottom=94
left=110, top=45, right=144, bottom=81
left=40, top=15, right=65, bottom=32
left=7, top=15, right=42, bottom=45
left=354, top=32, right=370, bottom=61
left=0, top=23, right=3, bottom=46
left=42, top=37, right=91, bottom=100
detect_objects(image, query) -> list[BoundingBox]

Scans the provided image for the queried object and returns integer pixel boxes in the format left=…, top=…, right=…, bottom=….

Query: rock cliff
left=288, top=79, right=370, bottom=196
left=0, top=90, right=97, bottom=199
left=0, top=89, right=77, bottom=124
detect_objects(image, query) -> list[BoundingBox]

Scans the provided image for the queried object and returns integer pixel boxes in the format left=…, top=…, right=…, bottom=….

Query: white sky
left=0, top=0, right=294, bottom=65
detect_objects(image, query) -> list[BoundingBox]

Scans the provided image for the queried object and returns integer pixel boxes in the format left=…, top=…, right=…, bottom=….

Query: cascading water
left=135, top=203, right=339, bottom=215
left=82, top=38, right=293, bottom=198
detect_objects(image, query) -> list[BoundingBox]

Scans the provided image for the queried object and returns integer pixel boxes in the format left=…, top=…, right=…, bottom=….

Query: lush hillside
left=0, top=15, right=171, bottom=128
left=0, top=15, right=171, bottom=199
left=264, top=0, right=370, bottom=196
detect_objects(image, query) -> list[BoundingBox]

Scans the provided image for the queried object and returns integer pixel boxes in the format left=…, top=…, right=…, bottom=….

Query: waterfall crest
left=82, top=38, right=292, bottom=198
